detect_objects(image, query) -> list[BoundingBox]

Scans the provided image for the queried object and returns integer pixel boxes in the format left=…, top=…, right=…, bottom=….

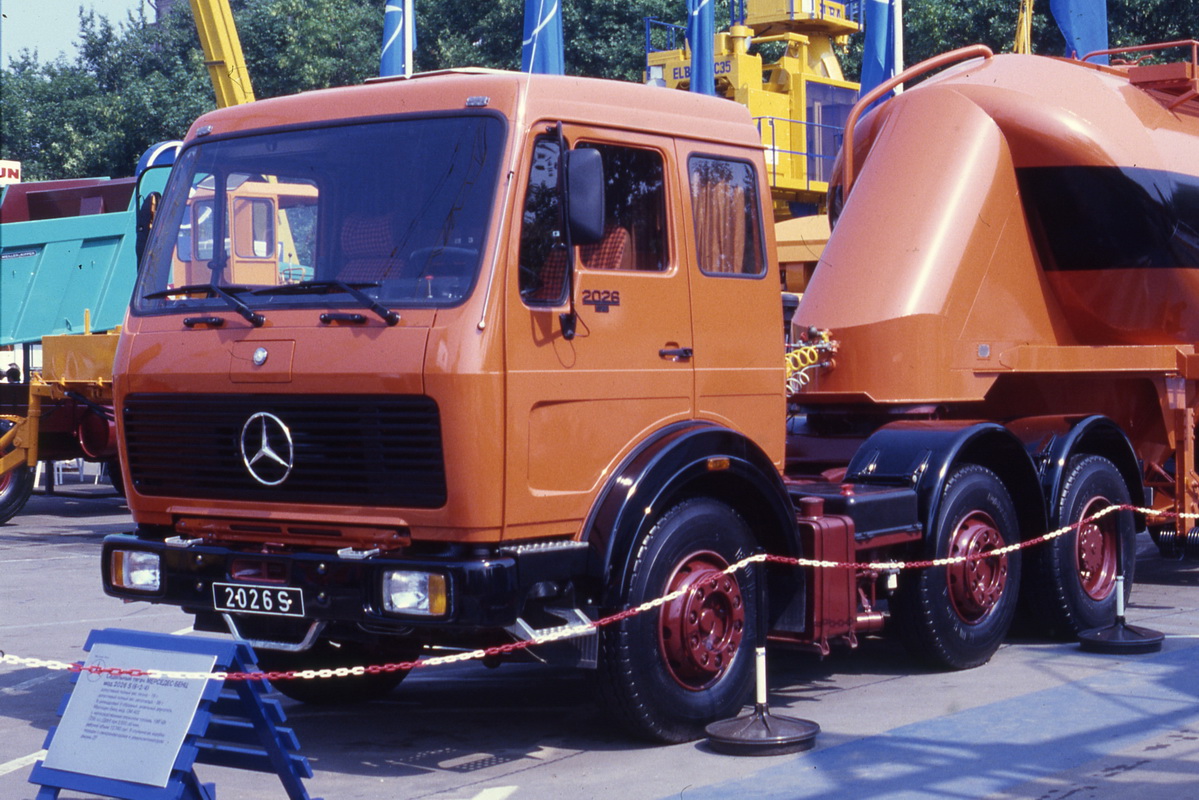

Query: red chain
left=44, top=503, right=1148, bottom=681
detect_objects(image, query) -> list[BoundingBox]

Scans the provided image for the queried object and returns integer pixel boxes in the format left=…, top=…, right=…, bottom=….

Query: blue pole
left=860, top=0, right=900, bottom=103
left=1050, top=0, right=1109, bottom=64
left=380, top=0, right=414, bottom=77
left=522, top=0, right=565, bottom=74
left=687, top=0, right=715, bottom=95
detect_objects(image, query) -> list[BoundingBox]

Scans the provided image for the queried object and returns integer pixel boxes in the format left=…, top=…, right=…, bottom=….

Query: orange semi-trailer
left=102, top=43, right=1198, bottom=742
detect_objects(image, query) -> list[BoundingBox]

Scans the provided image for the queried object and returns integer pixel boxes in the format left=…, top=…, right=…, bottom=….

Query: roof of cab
left=185, top=70, right=761, bottom=150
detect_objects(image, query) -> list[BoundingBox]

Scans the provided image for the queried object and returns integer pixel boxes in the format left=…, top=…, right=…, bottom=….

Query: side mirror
left=566, top=149, right=604, bottom=245
left=135, top=191, right=161, bottom=268
left=134, top=161, right=175, bottom=268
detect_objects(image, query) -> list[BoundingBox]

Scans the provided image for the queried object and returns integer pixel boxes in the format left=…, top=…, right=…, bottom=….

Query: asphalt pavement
left=2, top=483, right=1198, bottom=800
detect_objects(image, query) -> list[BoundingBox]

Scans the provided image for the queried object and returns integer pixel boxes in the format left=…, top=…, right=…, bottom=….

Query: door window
left=688, top=156, right=766, bottom=277
left=577, top=142, right=668, bottom=272
left=518, top=136, right=568, bottom=304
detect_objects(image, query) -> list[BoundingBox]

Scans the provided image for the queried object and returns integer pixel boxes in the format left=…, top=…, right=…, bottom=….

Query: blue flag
left=1050, top=0, right=1109, bottom=64
left=860, top=0, right=901, bottom=102
left=380, top=1, right=415, bottom=77
left=687, top=0, right=715, bottom=95
left=522, top=0, right=564, bottom=74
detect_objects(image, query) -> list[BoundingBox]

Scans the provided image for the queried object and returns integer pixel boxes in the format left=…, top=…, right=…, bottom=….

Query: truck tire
left=892, top=464, right=1022, bottom=669
left=0, top=419, right=34, bottom=525
left=0, top=419, right=34, bottom=524
left=106, top=459, right=126, bottom=497
left=599, top=498, right=758, bottom=743
left=254, top=639, right=417, bottom=704
left=1025, top=455, right=1135, bottom=638
left=0, top=464, right=34, bottom=524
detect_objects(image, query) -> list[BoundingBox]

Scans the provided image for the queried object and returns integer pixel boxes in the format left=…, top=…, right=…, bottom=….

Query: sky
left=1, top=0, right=150, bottom=64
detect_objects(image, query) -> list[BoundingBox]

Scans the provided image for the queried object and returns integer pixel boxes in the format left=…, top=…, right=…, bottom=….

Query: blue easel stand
left=30, top=628, right=321, bottom=800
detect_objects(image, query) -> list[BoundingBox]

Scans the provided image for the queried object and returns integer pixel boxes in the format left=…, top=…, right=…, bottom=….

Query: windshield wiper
left=253, top=280, right=399, bottom=326
left=143, top=284, right=265, bottom=327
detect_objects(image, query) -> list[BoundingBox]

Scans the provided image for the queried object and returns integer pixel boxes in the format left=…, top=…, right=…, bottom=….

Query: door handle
left=659, top=347, right=694, bottom=361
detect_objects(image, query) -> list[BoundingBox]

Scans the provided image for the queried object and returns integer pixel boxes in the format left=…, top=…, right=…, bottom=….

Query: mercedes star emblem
left=239, top=412, right=294, bottom=486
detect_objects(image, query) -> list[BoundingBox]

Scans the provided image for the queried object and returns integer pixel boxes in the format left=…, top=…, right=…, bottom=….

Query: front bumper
left=101, top=533, right=588, bottom=642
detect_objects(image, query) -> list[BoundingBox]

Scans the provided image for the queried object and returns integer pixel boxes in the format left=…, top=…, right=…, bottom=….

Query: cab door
left=679, top=146, right=786, bottom=466
left=503, top=127, right=694, bottom=537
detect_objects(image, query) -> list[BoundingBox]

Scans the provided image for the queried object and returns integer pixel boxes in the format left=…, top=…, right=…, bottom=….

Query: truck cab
left=103, top=71, right=792, bottom=742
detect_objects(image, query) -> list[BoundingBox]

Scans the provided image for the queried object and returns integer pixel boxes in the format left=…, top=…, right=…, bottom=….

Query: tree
left=1, top=6, right=211, bottom=180
left=234, top=0, right=383, bottom=99
left=897, top=0, right=1199, bottom=73
left=2, top=0, right=1195, bottom=180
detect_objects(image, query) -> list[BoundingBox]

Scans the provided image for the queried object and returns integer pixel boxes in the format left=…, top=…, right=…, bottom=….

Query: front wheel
left=599, top=498, right=758, bottom=743
left=1024, top=455, right=1135, bottom=638
left=892, top=464, right=1022, bottom=670
left=254, top=639, right=417, bottom=704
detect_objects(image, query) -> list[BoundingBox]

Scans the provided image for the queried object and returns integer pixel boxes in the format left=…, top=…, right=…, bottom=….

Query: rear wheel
left=1025, top=455, right=1134, bottom=637
left=254, top=639, right=418, bottom=704
left=599, top=498, right=758, bottom=743
left=892, top=464, right=1022, bottom=669
left=0, top=419, right=34, bottom=524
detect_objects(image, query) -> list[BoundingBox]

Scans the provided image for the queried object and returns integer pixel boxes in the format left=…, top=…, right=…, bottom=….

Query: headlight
left=382, top=570, right=447, bottom=616
left=110, top=550, right=161, bottom=592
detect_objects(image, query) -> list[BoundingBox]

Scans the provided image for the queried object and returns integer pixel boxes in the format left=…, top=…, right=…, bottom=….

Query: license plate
left=213, top=582, right=305, bottom=617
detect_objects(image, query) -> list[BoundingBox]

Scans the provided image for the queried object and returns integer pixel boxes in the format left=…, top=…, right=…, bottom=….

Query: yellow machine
left=646, top=0, right=859, bottom=294
left=647, top=0, right=860, bottom=221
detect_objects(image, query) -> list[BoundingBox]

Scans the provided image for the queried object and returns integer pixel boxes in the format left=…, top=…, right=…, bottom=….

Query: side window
left=578, top=142, right=668, bottom=272
left=233, top=197, right=275, bottom=259
left=688, top=156, right=766, bottom=276
left=192, top=199, right=217, bottom=261
left=519, top=136, right=567, bottom=304
left=279, top=194, right=318, bottom=283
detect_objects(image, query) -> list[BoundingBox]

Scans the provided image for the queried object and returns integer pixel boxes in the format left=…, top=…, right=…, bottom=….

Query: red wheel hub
left=658, top=551, right=745, bottom=691
left=1076, top=497, right=1118, bottom=601
left=946, top=512, right=1009, bottom=624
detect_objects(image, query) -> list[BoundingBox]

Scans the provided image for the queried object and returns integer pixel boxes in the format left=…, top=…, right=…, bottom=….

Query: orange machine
left=101, top=41, right=1198, bottom=743
left=170, top=177, right=317, bottom=287
left=795, top=41, right=1199, bottom=550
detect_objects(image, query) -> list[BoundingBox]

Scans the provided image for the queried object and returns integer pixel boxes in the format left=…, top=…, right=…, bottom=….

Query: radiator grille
left=123, top=394, right=446, bottom=508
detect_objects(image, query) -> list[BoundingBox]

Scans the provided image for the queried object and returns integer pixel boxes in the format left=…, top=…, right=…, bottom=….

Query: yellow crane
left=1014, top=0, right=1034, bottom=54
left=188, top=0, right=303, bottom=266
left=189, top=0, right=256, bottom=107
left=0, top=0, right=288, bottom=523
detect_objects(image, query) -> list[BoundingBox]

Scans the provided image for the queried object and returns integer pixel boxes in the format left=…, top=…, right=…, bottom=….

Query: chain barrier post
left=1078, top=511, right=1164, bottom=654
left=705, top=551, right=820, bottom=755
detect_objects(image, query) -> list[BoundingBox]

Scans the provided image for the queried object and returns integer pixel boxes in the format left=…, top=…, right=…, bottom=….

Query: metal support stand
left=1078, top=524, right=1164, bottom=654
left=705, top=558, right=820, bottom=756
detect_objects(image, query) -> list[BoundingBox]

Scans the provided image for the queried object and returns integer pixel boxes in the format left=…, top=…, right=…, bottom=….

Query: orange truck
left=102, top=41, right=1199, bottom=742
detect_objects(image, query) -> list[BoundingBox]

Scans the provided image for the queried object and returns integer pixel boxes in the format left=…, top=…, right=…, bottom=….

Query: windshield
left=134, top=114, right=506, bottom=314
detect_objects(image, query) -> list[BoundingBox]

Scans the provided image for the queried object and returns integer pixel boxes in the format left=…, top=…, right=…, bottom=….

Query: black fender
left=583, top=421, right=797, bottom=608
left=1005, top=414, right=1146, bottom=526
left=846, top=420, right=1047, bottom=545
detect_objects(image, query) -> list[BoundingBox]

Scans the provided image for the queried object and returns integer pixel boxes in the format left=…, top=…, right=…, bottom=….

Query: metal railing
left=754, top=115, right=845, bottom=190
left=645, top=18, right=686, bottom=55
left=1082, top=38, right=1199, bottom=66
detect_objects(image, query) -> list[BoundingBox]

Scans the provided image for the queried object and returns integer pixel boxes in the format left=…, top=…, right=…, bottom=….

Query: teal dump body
left=0, top=171, right=166, bottom=346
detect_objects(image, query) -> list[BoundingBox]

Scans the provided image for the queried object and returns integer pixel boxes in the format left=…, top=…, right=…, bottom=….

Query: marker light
left=110, top=550, right=162, bottom=592
left=382, top=570, right=447, bottom=616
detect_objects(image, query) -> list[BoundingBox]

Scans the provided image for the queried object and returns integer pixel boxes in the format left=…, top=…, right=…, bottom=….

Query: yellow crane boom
left=189, top=0, right=256, bottom=107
